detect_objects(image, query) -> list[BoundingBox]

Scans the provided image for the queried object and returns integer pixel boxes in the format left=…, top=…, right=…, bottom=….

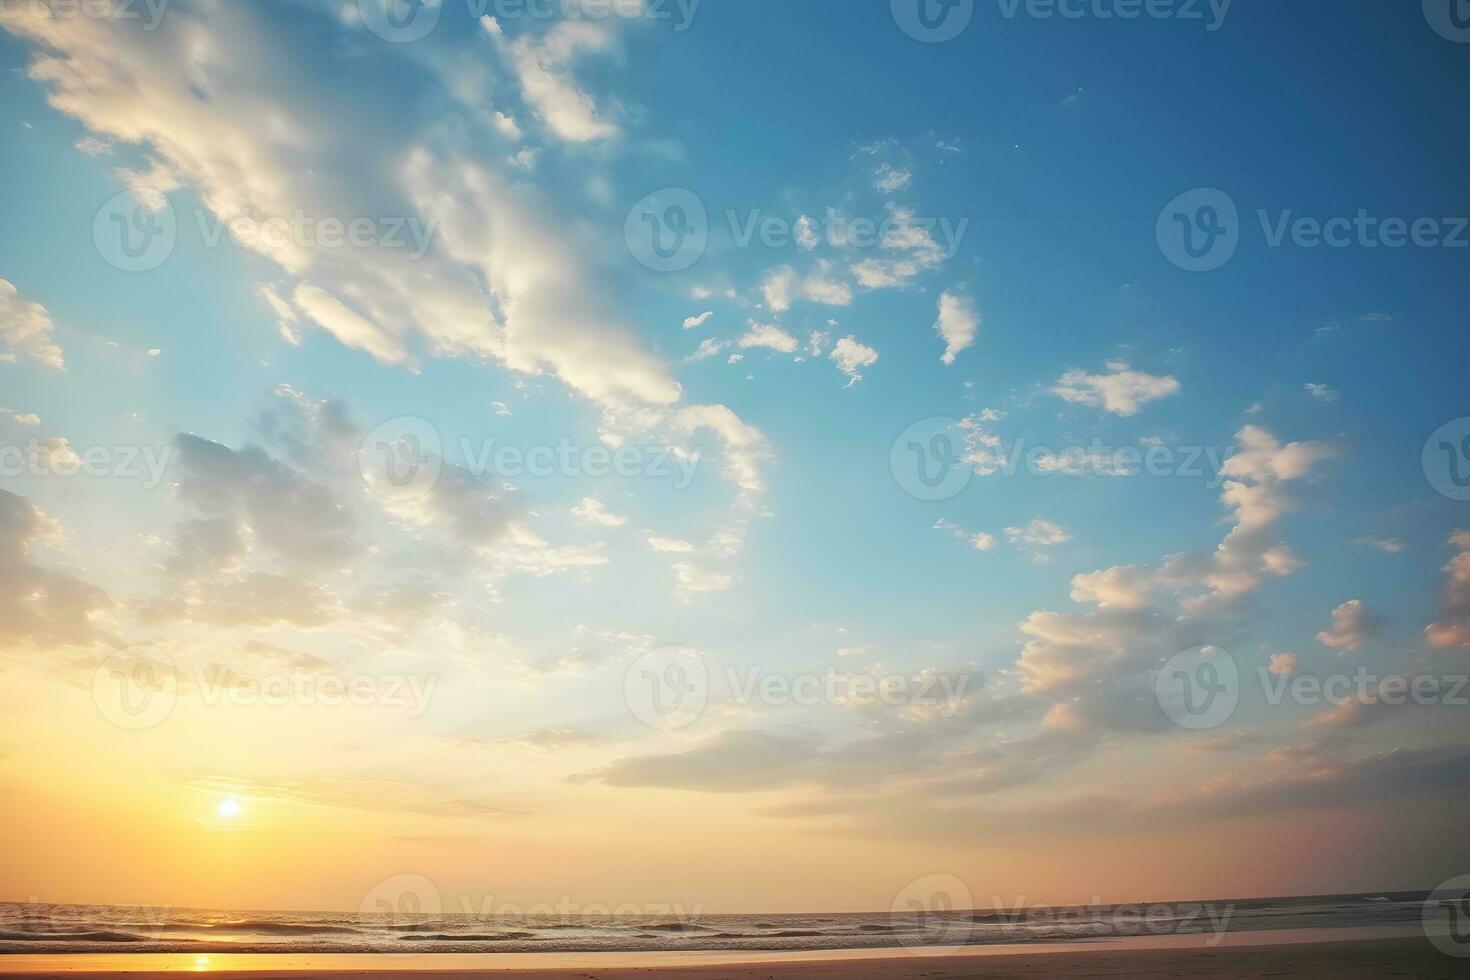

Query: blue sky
left=1, top=0, right=1469, bottom=911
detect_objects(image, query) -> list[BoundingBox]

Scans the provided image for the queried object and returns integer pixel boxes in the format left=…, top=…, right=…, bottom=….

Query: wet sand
left=0, top=934, right=1461, bottom=978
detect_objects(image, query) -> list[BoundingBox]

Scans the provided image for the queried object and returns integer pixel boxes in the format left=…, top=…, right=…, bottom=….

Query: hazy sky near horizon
left=1, top=0, right=1469, bottom=915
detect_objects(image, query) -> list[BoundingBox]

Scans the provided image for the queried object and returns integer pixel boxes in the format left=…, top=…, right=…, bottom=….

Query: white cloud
left=794, top=214, right=820, bottom=251
left=760, top=265, right=852, bottom=313
left=0, top=278, right=64, bottom=369
left=571, top=497, right=626, bottom=527
left=872, top=163, right=913, bottom=193
left=1304, top=382, right=1338, bottom=402
left=1317, top=599, right=1374, bottom=652
left=683, top=311, right=714, bottom=330
left=737, top=322, right=799, bottom=354
left=673, top=561, right=732, bottom=595
left=647, top=536, right=695, bottom=553
left=291, top=282, right=409, bottom=366
left=1268, top=653, right=1297, bottom=676
left=828, top=335, right=877, bottom=387
left=1425, top=530, right=1470, bottom=650
left=1051, top=361, right=1180, bottom=416
left=481, top=16, right=619, bottom=143
left=933, top=290, right=978, bottom=366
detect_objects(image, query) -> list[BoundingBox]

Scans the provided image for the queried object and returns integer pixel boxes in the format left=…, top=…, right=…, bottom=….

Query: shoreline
left=0, top=925, right=1453, bottom=977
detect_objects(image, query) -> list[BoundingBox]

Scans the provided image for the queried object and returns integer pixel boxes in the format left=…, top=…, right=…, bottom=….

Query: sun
left=216, top=799, right=243, bottom=821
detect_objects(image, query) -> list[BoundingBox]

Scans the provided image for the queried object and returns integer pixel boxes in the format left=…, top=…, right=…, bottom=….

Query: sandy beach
left=0, top=935, right=1461, bottom=979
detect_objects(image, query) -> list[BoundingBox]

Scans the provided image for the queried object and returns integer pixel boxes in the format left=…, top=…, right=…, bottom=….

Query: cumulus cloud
left=760, top=265, right=852, bottom=313
left=682, top=311, right=714, bottom=331
left=0, top=277, right=64, bottom=369
left=737, top=322, right=799, bottom=354
left=571, top=497, right=626, bottom=527
left=481, top=16, right=619, bottom=143
left=1425, top=530, right=1470, bottom=650
left=1052, top=361, right=1180, bottom=416
left=0, top=490, right=110, bottom=650
left=933, top=290, right=978, bottom=366
left=828, top=335, right=877, bottom=387
left=673, top=561, right=733, bottom=596
left=1317, top=599, right=1375, bottom=652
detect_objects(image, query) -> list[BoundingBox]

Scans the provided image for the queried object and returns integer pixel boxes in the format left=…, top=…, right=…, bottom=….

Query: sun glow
left=216, top=799, right=242, bottom=821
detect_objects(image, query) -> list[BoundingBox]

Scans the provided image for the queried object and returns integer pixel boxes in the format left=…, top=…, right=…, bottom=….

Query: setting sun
left=215, top=800, right=242, bottom=821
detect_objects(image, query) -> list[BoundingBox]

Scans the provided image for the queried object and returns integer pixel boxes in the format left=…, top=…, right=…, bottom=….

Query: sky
left=1, top=0, right=1469, bottom=917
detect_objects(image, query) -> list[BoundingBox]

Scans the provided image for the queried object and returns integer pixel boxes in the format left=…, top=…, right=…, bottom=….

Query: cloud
left=571, top=497, right=626, bottom=527
left=1052, top=362, right=1180, bottom=416
left=1316, top=599, right=1375, bottom=652
left=1425, top=530, right=1470, bottom=650
left=933, top=291, right=978, bottom=366
left=0, top=490, right=111, bottom=650
left=1005, top=518, right=1072, bottom=563
left=291, top=282, right=410, bottom=366
left=682, top=311, right=714, bottom=331
left=673, top=561, right=733, bottom=596
left=647, top=536, right=695, bottom=553
left=582, top=730, right=822, bottom=792
left=1267, top=653, right=1297, bottom=676
left=828, top=335, right=877, bottom=387
left=1304, top=382, right=1338, bottom=402
left=737, top=322, right=799, bottom=354
left=759, top=265, right=851, bottom=313
left=481, top=16, right=619, bottom=143
left=871, top=163, right=913, bottom=193
left=0, top=278, right=64, bottom=369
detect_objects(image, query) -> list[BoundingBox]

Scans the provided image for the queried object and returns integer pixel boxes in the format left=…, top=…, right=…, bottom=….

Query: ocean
left=0, top=892, right=1438, bottom=955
